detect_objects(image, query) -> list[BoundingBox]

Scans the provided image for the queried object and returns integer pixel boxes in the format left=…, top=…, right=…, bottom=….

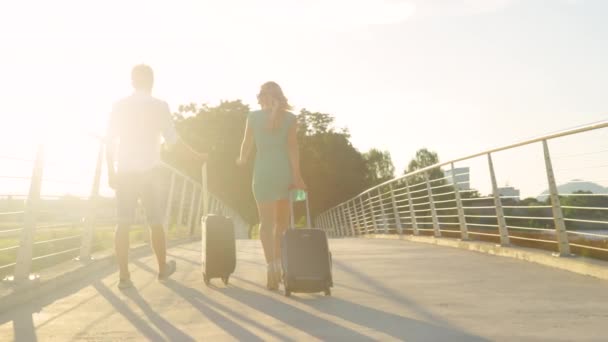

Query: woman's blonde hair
left=258, top=81, right=292, bottom=131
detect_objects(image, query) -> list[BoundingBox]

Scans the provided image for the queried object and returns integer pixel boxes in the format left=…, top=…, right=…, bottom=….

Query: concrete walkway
left=1, top=238, right=607, bottom=341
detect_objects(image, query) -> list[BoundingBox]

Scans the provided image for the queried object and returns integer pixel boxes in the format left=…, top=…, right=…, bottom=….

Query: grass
left=390, top=225, right=608, bottom=261
left=2, top=219, right=606, bottom=279
left=0, top=222, right=193, bottom=278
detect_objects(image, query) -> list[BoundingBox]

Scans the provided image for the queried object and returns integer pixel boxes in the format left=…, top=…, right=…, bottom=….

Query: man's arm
left=106, top=138, right=118, bottom=189
left=175, top=136, right=208, bottom=162
left=160, top=102, right=207, bottom=163
left=106, top=109, right=118, bottom=189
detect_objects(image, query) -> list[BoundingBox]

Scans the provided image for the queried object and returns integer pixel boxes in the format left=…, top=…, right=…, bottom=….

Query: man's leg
left=143, top=168, right=175, bottom=280
left=115, top=173, right=136, bottom=284
left=115, top=224, right=131, bottom=279
left=149, top=224, right=167, bottom=274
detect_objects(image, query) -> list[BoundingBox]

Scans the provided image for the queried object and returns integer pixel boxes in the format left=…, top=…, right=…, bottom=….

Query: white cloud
left=216, top=0, right=417, bottom=33
left=405, top=0, right=518, bottom=17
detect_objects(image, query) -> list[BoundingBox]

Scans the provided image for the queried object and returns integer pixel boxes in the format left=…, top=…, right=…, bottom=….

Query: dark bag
left=202, top=213, right=236, bottom=285
left=200, top=164, right=236, bottom=285
left=281, top=191, right=333, bottom=297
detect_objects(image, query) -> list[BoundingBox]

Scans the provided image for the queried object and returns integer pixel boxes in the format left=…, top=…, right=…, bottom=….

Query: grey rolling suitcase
left=201, top=213, right=236, bottom=285
left=200, top=164, right=236, bottom=286
left=281, top=191, right=333, bottom=297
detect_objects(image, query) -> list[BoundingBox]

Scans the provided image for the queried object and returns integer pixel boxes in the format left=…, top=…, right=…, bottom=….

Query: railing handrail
left=1, top=132, right=250, bottom=281
left=331, top=119, right=608, bottom=211
left=319, top=119, right=608, bottom=259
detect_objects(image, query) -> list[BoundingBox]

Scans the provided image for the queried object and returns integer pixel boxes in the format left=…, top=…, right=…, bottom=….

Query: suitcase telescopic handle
left=202, top=163, right=209, bottom=216
left=289, top=190, right=312, bottom=230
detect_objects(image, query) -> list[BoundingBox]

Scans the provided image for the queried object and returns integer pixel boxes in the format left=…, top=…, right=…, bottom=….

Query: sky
left=1, top=0, right=607, bottom=198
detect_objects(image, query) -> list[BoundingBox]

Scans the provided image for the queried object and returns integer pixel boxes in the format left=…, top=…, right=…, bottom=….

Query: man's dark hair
left=131, top=64, right=154, bottom=90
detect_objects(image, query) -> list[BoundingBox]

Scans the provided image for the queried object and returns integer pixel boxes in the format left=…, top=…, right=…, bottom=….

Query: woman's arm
left=288, top=119, right=306, bottom=189
left=237, top=118, right=254, bottom=165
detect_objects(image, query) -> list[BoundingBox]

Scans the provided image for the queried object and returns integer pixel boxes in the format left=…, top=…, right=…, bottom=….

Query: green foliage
left=167, top=100, right=257, bottom=223
left=164, top=103, right=376, bottom=225
left=404, top=148, right=444, bottom=184
left=560, top=191, right=608, bottom=230
left=296, top=109, right=370, bottom=216
left=363, top=149, right=395, bottom=186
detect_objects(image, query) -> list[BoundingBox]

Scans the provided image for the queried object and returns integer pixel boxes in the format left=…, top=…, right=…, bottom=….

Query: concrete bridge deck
left=1, top=238, right=607, bottom=341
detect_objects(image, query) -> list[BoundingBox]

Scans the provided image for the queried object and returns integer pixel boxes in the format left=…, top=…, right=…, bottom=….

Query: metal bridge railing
left=318, top=120, right=608, bottom=260
left=0, top=138, right=249, bottom=282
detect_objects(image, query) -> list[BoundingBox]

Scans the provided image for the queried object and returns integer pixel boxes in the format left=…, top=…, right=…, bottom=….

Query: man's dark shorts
left=116, top=167, right=165, bottom=227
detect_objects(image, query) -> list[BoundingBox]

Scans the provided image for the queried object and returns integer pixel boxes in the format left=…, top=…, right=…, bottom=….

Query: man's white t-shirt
left=106, top=91, right=178, bottom=173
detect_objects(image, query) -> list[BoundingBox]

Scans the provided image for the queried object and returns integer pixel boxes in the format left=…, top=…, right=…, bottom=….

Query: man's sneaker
left=118, top=278, right=134, bottom=290
left=158, top=260, right=176, bottom=282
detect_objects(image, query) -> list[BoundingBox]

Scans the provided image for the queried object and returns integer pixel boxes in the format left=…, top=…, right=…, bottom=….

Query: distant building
left=443, top=167, right=470, bottom=190
left=498, top=186, right=520, bottom=200
left=537, top=179, right=607, bottom=201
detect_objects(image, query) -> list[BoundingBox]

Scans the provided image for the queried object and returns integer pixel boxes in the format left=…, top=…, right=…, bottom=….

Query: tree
left=363, top=149, right=395, bottom=186
left=296, top=109, right=370, bottom=216
left=403, top=148, right=444, bottom=185
left=560, top=191, right=608, bottom=230
left=164, top=104, right=373, bottom=225
left=165, top=100, right=257, bottom=223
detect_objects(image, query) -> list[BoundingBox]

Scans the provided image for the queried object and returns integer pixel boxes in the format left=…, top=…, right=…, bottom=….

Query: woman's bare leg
left=274, top=199, right=291, bottom=261
left=257, top=202, right=275, bottom=264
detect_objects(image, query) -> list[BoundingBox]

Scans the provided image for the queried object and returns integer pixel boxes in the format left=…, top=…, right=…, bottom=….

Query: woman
left=237, top=81, right=306, bottom=290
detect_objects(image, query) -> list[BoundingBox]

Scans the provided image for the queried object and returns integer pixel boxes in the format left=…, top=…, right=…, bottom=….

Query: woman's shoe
left=267, top=263, right=279, bottom=290
left=275, top=259, right=283, bottom=284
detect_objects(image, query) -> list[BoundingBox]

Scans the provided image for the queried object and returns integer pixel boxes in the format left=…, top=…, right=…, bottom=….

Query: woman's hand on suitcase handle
left=108, top=170, right=117, bottom=190
left=290, top=173, right=307, bottom=190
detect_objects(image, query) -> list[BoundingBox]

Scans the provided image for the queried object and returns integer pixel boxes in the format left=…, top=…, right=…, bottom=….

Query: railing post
left=319, top=213, right=326, bottom=234
left=177, top=177, right=187, bottom=227
left=341, top=204, right=351, bottom=237
left=328, top=212, right=335, bottom=237
left=202, top=163, right=209, bottom=217
left=405, top=178, right=419, bottom=235
left=368, top=192, right=378, bottom=234
left=389, top=183, right=403, bottom=235
left=359, top=196, right=366, bottom=235
left=332, top=210, right=341, bottom=237
left=210, top=197, right=215, bottom=213
left=425, top=173, right=441, bottom=237
left=488, top=153, right=510, bottom=246
left=187, top=181, right=196, bottom=233
left=451, top=163, right=469, bottom=241
left=163, top=171, right=176, bottom=235
left=334, top=208, right=343, bottom=237
left=336, top=205, right=343, bottom=236
left=323, top=213, right=331, bottom=236
left=377, top=187, right=389, bottom=234
left=542, top=140, right=571, bottom=256
left=79, top=142, right=103, bottom=261
left=14, top=145, right=44, bottom=282
left=349, top=200, right=359, bottom=236
left=327, top=211, right=335, bottom=236
left=192, top=185, right=203, bottom=237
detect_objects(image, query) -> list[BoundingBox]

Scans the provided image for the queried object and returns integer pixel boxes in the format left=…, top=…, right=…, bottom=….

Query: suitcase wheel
left=222, top=276, right=229, bottom=285
left=203, top=273, right=210, bottom=286
left=324, top=287, right=331, bottom=296
left=285, top=288, right=292, bottom=297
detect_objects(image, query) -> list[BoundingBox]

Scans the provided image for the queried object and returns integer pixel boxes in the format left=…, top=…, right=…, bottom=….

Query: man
left=106, top=64, right=205, bottom=289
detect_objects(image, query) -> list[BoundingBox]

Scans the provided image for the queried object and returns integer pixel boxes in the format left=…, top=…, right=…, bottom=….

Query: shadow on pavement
left=133, top=260, right=287, bottom=341
left=231, top=275, right=488, bottom=341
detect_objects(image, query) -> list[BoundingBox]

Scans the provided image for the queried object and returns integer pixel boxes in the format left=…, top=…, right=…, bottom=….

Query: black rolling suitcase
left=200, top=164, right=236, bottom=286
left=281, top=191, right=333, bottom=297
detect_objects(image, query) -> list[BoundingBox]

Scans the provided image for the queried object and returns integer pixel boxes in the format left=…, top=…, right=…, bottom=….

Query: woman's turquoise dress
left=248, top=110, right=296, bottom=202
